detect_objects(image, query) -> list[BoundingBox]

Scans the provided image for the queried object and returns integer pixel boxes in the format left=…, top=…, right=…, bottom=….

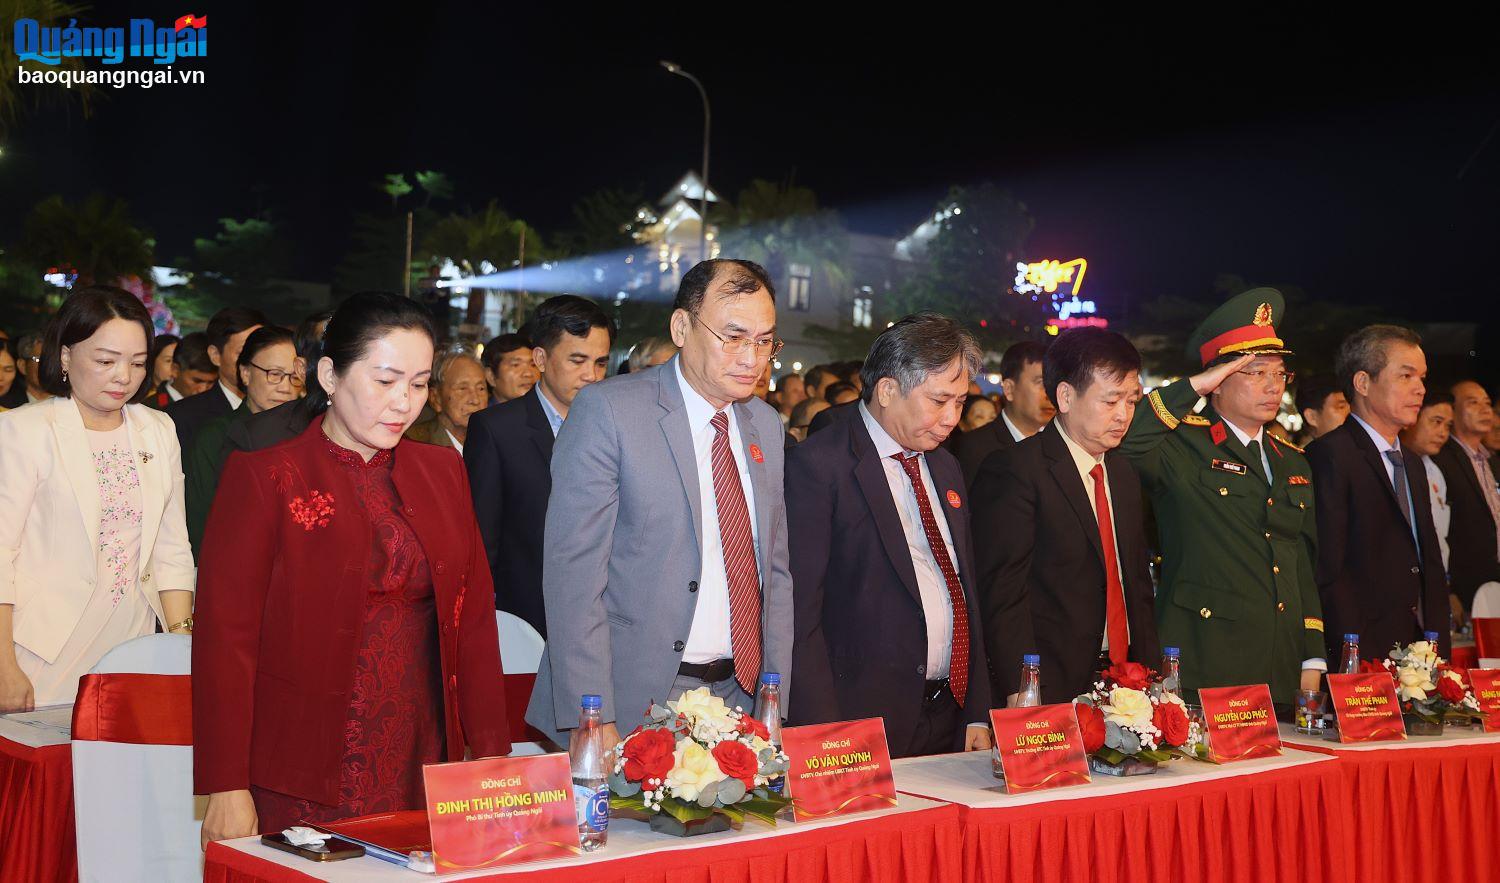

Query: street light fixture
left=659, top=60, right=711, bottom=263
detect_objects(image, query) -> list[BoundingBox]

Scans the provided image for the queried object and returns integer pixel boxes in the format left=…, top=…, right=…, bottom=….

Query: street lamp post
left=660, top=60, right=711, bottom=263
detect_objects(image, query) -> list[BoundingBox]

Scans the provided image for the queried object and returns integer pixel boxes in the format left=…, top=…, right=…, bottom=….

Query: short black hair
left=529, top=295, right=615, bottom=352
left=205, top=306, right=268, bottom=351
left=1294, top=375, right=1341, bottom=415
left=673, top=259, right=776, bottom=314
left=308, top=291, right=436, bottom=412
left=803, top=365, right=834, bottom=391
left=1335, top=324, right=1423, bottom=402
left=173, top=332, right=216, bottom=374
left=482, top=332, right=533, bottom=372
left=823, top=381, right=857, bottom=403
left=1421, top=388, right=1455, bottom=411
left=1043, top=327, right=1142, bottom=405
left=236, top=325, right=295, bottom=389
left=999, top=340, right=1048, bottom=381
left=39, top=286, right=156, bottom=402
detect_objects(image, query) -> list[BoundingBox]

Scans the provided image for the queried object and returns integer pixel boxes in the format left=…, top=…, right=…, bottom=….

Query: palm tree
left=0, top=0, right=102, bottom=139
left=18, top=194, right=154, bottom=285
left=420, top=201, right=543, bottom=328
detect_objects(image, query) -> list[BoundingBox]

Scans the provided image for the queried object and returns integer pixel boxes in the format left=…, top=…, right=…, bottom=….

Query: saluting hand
left=1189, top=353, right=1257, bottom=397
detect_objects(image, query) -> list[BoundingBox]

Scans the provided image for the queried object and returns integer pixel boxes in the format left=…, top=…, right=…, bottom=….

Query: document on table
left=0, top=704, right=74, bottom=747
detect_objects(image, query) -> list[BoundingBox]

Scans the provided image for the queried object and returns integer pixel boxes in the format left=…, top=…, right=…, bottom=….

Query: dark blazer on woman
left=1432, top=438, right=1500, bottom=609
left=192, top=416, right=510, bottom=804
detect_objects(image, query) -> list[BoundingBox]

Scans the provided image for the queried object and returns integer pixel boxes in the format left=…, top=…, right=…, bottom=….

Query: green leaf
left=609, top=793, right=648, bottom=814
left=696, top=781, right=720, bottom=808
left=1136, top=749, right=1175, bottom=763
left=737, top=796, right=792, bottom=826
left=608, top=770, right=640, bottom=797
left=660, top=799, right=714, bottom=824
left=1093, top=746, right=1127, bottom=765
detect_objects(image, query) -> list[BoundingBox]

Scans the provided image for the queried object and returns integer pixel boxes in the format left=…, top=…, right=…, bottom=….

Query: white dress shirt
left=537, top=385, right=565, bottom=438
left=1052, top=420, right=1127, bottom=652
left=860, top=402, right=960, bottom=679
left=676, top=360, right=759, bottom=664
left=165, top=383, right=184, bottom=403
left=445, top=429, right=464, bottom=456
left=219, top=380, right=243, bottom=411
left=1350, top=412, right=1417, bottom=544
left=1000, top=409, right=1039, bottom=444
left=1423, top=455, right=1451, bottom=573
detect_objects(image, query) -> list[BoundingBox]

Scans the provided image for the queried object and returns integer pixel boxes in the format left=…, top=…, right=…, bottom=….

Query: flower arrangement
left=1362, top=640, right=1483, bottom=732
left=607, top=687, right=792, bottom=835
left=1074, top=662, right=1197, bottom=775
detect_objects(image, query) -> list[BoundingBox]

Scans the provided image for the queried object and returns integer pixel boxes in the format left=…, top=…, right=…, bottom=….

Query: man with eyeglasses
left=525, top=259, right=793, bottom=755
left=1120, top=289, right=1324, bottom=709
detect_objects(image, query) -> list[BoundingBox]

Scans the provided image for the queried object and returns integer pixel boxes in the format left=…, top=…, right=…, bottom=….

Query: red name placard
left=1465, top=669, right=1500, bottom=733
left=781, top=717, right=896, bottom=820
left=421, top=754, right=579, bottom=873
left=1326, top=672, right=1406, bottom=743
left=1198, top=684, right=1281, bottom=762
left=988, top=704, right=1091, bottom=793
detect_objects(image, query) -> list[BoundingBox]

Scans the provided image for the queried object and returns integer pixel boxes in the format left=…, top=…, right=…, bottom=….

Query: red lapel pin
left=946, top=489, right=961, bottom=509
left=1210, top=422, right=1227, bottom=446
left=749, top=444, right=764, bottom=463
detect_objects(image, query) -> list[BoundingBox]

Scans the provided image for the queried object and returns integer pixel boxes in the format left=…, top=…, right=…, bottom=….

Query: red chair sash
left=71, top=673, right=193, bottom=745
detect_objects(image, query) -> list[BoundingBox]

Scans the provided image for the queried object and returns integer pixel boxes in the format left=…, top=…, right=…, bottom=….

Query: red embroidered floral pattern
left=252, top=437, right=442, bottom=833
left=288, top=490, right=336, bottom=530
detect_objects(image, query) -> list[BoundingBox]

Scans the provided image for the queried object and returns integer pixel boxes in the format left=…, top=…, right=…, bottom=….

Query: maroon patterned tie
left=891, top=453, right=969, bottom=707
left=711, top=410, right=762, bottom=694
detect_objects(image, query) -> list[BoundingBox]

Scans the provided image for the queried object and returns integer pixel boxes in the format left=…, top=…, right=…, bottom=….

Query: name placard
left=421, top=753, right=579, bottom=872
left=780, top=717, right=896, bottom=820
left=988, top=705, right=1091, bottom=793
left=1326, top=673, right=1407, bottom=743
left=1464, top=669, right=1500, bottom=733
left=1198, top=684, right=1282, bottom=762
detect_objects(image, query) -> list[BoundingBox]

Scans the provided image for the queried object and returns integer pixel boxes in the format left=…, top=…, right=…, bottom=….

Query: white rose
left=670, top=688, right=735, bottom=731
left=664, top=740, right=727, bottom=802
left=1101, top=687, right=1154, bottom=729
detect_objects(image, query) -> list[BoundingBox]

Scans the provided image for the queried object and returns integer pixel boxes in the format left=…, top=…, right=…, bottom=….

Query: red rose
left=1075, top=703, right=1106, bottom=754
left=1153, top=701, right=1190, bottom=747
left=711, top=739, right=760, bottom=790
left=1436, top=675, right=1466, bottom=704
left=739, top=715, right=770, bottom=742
left=621, top=728, right=676, bottom=783
left=1103, top=661, right=1154, bottom=691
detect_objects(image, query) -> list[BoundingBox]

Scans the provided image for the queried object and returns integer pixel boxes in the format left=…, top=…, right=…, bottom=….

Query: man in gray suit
left=526, top=259, right=794, bottom=750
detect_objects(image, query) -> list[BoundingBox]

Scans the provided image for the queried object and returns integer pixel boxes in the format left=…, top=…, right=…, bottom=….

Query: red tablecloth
left=1286, top=737, right=1500, bottom=883
left=204, top=802, right=963, bottom=883
left=0, top=736, right=77, bottom=883
left=954, top=758, right=1350, bottom=883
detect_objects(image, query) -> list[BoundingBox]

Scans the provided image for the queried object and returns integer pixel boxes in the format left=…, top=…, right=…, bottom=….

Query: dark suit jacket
left=972, top=422, right=1159, bottom=704
left=785, top=407, right=992, bottom=757
left=806, top=399, right=857, bottom=436
left=1307, top=419, right=1450, bottom=661
left=193, top=416, right=510, bottom=804
left=953, top=417, right=1018, bottom=490
left=1432, top=439, right=1500, bottom=610
left=165, top=383, right=233, bottom=452
left=464, top=389, right=554, bottom=636
left=224, top=396, right=320, bottom=455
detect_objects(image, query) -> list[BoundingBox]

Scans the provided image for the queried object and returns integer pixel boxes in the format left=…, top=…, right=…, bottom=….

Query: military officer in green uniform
left=1121, top=288, right=1324, bottom=706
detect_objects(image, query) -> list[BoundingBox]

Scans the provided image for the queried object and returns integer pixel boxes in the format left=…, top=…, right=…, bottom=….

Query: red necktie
left=710, top=411, right=762, bottom=694
left=892, top=453, right=969, bottom=707
left=1090, top=464, right=1129, bottom=665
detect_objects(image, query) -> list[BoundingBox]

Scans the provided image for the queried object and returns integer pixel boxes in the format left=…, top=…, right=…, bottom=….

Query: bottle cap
left=760, top=672, right=781, bottom=686
left=1343, top=634, right=1359, bottom=643
left=581, top=694, right=602, bottom=710
left=1023, top=654, right=1040, bottom=665
left=1424, top=631, right=1440, bottom=642
left=1164, top=646, right=1181, bottom=657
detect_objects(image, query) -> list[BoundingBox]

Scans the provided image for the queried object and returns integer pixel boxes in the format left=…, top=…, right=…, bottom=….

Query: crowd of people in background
left=2, top=259, right=1500, bottom=847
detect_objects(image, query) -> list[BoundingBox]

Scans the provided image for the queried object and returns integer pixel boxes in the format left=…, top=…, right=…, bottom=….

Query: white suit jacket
left=0, top=397, right=194, bottom=663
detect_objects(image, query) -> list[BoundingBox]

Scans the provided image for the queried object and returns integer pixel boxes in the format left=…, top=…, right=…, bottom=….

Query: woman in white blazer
left=0, top=287, right=195, bottom=711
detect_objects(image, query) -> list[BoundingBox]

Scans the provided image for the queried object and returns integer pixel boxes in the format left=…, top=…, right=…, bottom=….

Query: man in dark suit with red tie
left=1308, top=324, right=1450, bottom=661
left=972, top=329, right=1160, bottom=705
left=786, top=313, right=993, bottom=758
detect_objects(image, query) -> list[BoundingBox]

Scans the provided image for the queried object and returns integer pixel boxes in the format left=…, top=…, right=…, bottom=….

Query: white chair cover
left=71, top=634, right=201, bottom=883
left=1470, top=581, right=1500, bottom=618
left=496, top=611, right=552, bottom=755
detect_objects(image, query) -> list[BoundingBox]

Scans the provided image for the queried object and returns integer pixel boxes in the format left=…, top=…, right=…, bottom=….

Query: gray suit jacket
left=525, top=357, right=794, bottom=738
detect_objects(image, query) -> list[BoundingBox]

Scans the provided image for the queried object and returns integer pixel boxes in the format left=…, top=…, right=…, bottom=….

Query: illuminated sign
left=1015, top=258, right=1096, bottom=318
left=1045, top=316, right=1109, bottom=336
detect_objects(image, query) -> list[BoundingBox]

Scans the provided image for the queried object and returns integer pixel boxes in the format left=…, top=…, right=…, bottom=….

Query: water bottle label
left=574, top=784, right=609, bottom=832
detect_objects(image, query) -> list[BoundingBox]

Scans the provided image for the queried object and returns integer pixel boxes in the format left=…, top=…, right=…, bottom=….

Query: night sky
left=5, top=9, right=1499, bottom=330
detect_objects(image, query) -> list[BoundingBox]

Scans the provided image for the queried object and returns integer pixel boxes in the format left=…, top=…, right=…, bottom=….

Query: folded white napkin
left=282, top=826, right=331, bottom=848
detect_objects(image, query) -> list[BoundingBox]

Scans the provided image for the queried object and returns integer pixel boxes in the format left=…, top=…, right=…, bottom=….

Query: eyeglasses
left=688, top=312, right=784, bottom=358
left=1236, top=369, right=1295, bottom=387
left=248, top=363, right=295, bottom=384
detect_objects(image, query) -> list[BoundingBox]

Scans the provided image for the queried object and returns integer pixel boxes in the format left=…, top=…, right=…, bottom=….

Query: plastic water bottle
left=1339, top=634, right=1361, bottom=675
left=754, top=673, right=785, bottom=793
left=995, top=655, right=1042, bottom=778
left=1424, top=630, right=1441, bottom=645
left=1159, top=647, right=1183, bottom=698
left=570, top=694, right=609, bottom=852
